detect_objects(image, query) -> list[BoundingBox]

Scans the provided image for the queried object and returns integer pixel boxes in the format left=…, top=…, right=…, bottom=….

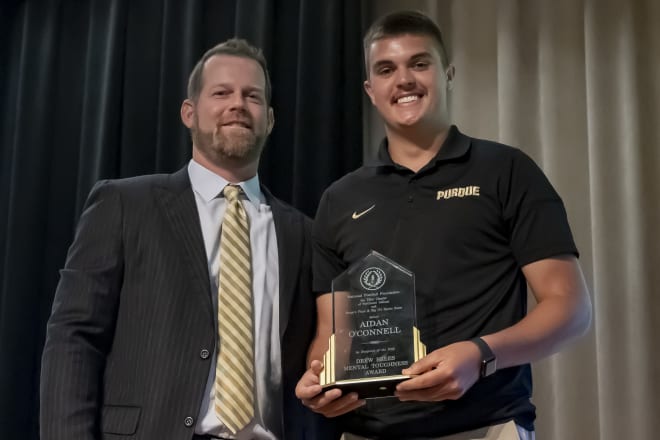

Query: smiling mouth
left=393, top=94, right=422, bottom=105
left=222, top=121, right=251, bottom=129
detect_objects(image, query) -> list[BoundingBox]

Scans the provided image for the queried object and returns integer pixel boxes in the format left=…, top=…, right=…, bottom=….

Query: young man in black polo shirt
left=296, top=10, right=592, bottom=440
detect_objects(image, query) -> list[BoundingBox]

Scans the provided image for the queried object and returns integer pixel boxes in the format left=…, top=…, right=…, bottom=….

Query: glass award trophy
left=319, top=250, right=426, bottom=398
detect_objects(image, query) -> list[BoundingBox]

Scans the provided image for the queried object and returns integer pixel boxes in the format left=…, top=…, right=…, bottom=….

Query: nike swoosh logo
left=352, top=205, right=375, bottom=220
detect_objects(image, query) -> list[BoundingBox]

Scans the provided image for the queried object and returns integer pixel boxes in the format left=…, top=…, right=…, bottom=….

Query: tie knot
left=223, top=184, right=241, bottom=203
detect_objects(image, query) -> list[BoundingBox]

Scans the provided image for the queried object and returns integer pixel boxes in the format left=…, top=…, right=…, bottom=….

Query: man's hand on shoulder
left=394, top=341, right=481, bottom=402
left=295, top=360, right=366, bottom=417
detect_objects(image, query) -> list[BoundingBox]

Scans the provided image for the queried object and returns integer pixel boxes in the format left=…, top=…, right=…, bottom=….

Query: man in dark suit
left=41, top=38, right=326, bottom=439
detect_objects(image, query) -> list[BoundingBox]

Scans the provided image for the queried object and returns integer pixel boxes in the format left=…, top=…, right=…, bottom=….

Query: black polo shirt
left=312, top=126, right=578, bottom=438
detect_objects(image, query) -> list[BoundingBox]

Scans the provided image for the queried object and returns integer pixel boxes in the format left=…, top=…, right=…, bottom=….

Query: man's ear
left=267, top=107, right=275, bottom=134
left=446, top=65, right=456, bottom=90
left=181, top=99, right=195, bottom=128
left=364, top=80, right=376, bottom=105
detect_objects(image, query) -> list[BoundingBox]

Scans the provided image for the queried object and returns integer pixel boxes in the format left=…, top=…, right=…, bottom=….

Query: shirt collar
left=187, top=159, right=263, bottom=208
left=368, top=125, right=471, bottom=168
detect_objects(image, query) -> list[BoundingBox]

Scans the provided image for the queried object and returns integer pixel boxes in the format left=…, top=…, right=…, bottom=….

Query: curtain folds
left=2, top=0, right=658, bottom=438
left=365, top=1, right=659, bottom=439
left=0, top=1, right=363, bottom=438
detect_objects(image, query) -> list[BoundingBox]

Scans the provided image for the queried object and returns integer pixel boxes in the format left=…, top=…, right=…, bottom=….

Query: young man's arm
left=395, top=255, right=592, bottom=401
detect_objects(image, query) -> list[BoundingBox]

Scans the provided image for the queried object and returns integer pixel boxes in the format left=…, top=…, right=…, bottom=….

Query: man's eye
left=377, top=67, right=393, bottom=75
left=413, top=61, right=429, bottom=69
left=214, top=90, right=229, bottom=96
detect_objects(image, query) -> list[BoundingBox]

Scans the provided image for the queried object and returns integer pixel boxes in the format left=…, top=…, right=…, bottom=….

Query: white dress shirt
left=188, top=159, right=282, bottom=439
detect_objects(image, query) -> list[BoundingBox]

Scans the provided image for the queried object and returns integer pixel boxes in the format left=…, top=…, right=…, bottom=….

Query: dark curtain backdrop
left=0, top=0, right=364, bottom=437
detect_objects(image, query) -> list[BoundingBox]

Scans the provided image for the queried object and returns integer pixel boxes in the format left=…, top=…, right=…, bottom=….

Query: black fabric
left=192, top=435, right=231, bottom=440
left=0, top=1, right=363, bottom=439
left=312, top=127, right=579, bottom=437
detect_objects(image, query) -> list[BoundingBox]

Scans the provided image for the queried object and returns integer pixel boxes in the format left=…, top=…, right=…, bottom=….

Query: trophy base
left=322, top=374, right=412, bottom=399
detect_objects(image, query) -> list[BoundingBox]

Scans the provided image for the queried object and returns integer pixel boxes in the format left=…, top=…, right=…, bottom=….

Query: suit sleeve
left=40, top=180, right=124, bottom=440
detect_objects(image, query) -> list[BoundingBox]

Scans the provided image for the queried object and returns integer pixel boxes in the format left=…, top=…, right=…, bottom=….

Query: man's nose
left=228, top=93, right=247, bottom=110
left=396, top=68, right=415, bottom=88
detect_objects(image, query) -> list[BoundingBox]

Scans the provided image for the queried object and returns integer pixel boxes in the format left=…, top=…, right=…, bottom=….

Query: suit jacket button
left=200, top=349, right=210, bottom=359
left=184, top=416, right=194, bottom=427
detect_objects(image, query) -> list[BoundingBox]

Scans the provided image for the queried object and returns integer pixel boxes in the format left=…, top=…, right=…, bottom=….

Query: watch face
left=482, top=358, right=497, bottom=377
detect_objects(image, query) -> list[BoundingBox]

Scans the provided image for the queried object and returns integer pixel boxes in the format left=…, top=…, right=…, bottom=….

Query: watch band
left=470, top=337, right=497, bottom=378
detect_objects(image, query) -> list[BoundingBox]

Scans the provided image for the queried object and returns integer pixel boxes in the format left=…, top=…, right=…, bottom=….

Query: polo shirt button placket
left=407, top=177, right=416, bottom=204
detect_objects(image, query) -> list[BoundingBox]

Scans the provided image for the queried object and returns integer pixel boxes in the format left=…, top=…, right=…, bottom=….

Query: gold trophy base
left=322, top=374, right=412, bottom=398
left=319, top=328, right=426, bottom=399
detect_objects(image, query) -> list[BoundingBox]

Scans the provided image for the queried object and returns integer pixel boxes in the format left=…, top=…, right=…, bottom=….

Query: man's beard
left=192, top=120, right=266, bottom=164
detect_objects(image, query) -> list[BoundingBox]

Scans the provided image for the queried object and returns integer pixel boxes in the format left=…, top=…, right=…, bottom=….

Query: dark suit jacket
left=40, top=167, right=335, bottom=439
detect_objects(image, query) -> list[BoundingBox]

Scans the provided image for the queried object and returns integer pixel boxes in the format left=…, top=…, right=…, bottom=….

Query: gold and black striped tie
left=215, top=184, right=254, bottom=433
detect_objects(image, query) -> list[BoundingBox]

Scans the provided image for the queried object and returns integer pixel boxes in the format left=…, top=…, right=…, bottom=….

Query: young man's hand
left=295, top=360, right=366, bottom=417
left=395, top=341, right=481, bottom=402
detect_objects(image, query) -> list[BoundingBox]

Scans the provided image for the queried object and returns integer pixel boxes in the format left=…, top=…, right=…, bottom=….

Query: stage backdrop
left=364, top=1, right=660, bottom=439
left=0, top=1, right=364, bottom=438
left=2, top=1, right=659, bottom=439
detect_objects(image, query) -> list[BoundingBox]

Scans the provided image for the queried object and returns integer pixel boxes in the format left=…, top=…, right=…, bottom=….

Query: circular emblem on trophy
left=360, top=267, right=386, bottom=291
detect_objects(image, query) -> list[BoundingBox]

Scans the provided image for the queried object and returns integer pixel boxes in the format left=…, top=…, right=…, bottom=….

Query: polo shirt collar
left=369, top=125, right=471, bottom=168
left=187, top=159, right=263, bottom=208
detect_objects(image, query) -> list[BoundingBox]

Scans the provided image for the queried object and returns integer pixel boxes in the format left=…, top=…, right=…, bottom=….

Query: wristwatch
left=470, top=337, right=497, bottom=378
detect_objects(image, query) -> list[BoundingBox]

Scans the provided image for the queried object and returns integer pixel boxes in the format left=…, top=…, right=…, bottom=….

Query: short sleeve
left=502, top=150, right=579, bottom=266
left=312, top=188, right=347, bottom=294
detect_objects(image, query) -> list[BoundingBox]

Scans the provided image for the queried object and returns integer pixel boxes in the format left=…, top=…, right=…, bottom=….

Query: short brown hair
left=187, top=38, right=272, bottom=103
left=363, top=10, right=450, bottom=73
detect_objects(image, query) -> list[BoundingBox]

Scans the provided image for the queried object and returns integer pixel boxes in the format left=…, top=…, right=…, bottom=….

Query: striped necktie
left=215, top=184, right=254, bottom=433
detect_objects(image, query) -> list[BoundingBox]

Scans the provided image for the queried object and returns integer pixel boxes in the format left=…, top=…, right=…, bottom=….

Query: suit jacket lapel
left=263, top=187, right=302, bottom=338
left=155, top=166, right=214, bottom=327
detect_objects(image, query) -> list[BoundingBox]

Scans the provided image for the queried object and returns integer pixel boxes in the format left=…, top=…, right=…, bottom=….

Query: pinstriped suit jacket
left=40, top=167, right=330, bottom=439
